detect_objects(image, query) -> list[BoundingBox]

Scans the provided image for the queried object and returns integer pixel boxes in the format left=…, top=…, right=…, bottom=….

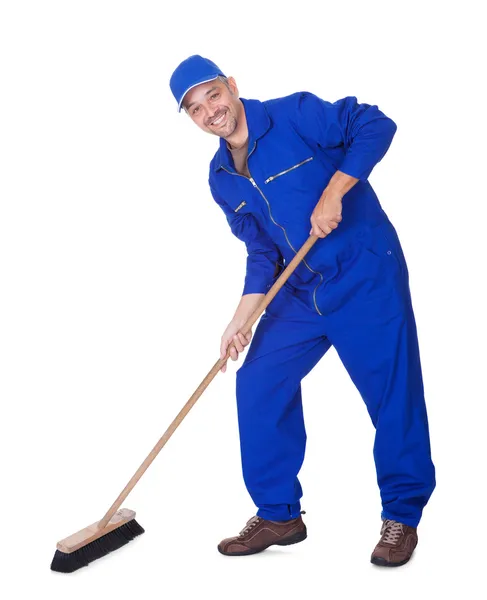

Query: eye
left=192, top=106, right=200, bottom=115
left=210, top=92, right=220, bottom=100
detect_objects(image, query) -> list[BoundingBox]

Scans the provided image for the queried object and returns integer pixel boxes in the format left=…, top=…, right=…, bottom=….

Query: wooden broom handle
left=98, top=234, right=320, bottom=530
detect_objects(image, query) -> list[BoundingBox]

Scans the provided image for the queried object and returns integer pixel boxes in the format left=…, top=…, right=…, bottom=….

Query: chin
left=223, top=118, right=238, bottom=138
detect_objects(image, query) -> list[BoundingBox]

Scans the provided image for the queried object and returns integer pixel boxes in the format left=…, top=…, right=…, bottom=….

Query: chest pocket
left=264, top=156, right=314, bottom=184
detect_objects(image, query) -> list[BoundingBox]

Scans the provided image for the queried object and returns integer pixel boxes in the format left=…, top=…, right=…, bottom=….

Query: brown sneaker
left=218, top=512, right=307, bottom=556
left=371, top=519, right=418, bottom=567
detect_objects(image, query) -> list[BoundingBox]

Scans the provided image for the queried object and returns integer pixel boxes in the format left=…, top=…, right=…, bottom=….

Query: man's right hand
left=220, top=320, right=252, bottom=373
left=219, top=292, right=264, bottom=373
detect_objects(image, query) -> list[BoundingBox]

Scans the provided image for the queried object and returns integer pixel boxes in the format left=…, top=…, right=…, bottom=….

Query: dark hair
left=216, top=75, right=231, bottom=89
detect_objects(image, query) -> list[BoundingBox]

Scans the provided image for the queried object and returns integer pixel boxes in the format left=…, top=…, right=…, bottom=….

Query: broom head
left=50, top=508, right=144, bottom=573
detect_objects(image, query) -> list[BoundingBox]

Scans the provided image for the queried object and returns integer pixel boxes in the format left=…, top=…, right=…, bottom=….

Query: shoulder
left=262, top=91, right=308, bottom=116
left=263, top=91, right=345, bottom=122
left=209, top=150, right=219, bottom=173
left=208, top=150, right=221, bottom=187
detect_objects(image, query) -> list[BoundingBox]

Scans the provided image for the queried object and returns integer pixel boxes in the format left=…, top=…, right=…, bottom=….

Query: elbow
left=387, top=117, right=398, bottom=140
left=377, top=117, right=397, bottom=151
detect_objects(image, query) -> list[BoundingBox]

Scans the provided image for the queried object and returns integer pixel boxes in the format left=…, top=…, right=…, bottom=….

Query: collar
left=214, top=97, right=271, bottom=172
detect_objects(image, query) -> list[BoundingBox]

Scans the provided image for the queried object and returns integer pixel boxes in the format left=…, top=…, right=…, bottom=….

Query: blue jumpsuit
left=208, top=92, right=436, bottom=528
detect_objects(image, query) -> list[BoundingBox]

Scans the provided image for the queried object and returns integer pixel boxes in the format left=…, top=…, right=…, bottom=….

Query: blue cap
left=170, top=55, right=226, bottom=112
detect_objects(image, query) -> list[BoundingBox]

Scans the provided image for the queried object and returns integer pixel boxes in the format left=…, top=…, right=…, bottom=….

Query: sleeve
left=294, top=91, right=397, bottom=181
left=209, top=182, right=282, bottom=296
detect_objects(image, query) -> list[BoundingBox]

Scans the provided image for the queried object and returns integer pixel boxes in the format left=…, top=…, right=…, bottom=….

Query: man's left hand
left=310, top=189, right=343, bottom=238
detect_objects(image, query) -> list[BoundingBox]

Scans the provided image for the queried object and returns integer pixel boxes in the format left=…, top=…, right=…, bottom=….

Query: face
left=182, top=77, right=242, bottom=139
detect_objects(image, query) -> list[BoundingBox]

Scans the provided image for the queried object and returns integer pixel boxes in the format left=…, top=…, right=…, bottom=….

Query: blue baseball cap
left=170, top=55, right=226, bottom=113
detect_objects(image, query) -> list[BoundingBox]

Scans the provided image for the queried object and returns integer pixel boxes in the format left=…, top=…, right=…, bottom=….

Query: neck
left=225, top=100, right=248, bottom=148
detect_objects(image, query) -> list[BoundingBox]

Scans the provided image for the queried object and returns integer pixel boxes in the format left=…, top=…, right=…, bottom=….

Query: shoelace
left=237, top=510, right=305, bottom=538
left=380, top=519, right=404, bottom=545
left=238, top=516, right=261, bottom=537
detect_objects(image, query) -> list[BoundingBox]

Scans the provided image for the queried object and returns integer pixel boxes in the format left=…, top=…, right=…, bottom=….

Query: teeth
left=212, top=111, right=226, bottom=125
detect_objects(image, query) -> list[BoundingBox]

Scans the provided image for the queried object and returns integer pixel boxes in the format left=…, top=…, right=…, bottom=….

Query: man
left=169, top=55, right=436, bottom=566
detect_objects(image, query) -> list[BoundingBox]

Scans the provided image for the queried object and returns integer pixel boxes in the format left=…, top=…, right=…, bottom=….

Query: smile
left=211, top=111, right=227, bottom=126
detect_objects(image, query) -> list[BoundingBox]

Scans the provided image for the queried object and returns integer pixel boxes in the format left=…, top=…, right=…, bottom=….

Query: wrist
left=234, top=293, right=264, bottom=325
left=326, top=170, right=359, bottom=198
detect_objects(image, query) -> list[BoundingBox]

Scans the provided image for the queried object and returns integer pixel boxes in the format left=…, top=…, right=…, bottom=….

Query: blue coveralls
left=208, top=92, right=436, bottom=528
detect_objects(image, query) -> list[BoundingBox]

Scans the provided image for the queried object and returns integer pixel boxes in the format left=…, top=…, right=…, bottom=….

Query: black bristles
left=50, top=519, right=145, bottom=573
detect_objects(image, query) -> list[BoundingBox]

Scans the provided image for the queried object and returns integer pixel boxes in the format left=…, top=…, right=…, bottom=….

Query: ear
left=226, top=76, right=239, bottom=97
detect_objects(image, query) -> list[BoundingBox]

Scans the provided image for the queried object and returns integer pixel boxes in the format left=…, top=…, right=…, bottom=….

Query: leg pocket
left=362, top=220, right=406, bottom=278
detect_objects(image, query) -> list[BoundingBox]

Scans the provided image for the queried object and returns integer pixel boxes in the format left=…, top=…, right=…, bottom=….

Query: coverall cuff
left=380, top=509, right=422, bottom=529
left=257, top=502, right=302, bottom=522
left=337, top=158, right=372, bottom=182
left=242, top=279, right=272, bottom=295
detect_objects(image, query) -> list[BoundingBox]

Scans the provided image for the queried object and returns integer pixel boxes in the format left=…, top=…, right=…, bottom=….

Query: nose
left=207, top=107, right=223, bottom=126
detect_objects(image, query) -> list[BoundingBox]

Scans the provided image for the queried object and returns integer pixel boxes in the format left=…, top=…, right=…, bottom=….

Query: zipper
left=248, top=176, right=324, bottom=316
left=221, top=148, right=323, bottom=316
left=264, top=157, right=314, bottom=184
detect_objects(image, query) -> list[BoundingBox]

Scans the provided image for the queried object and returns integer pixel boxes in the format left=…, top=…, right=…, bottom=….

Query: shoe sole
left=218, top=527, right=307, bottom=557
left=370, top=555, right=412, bottom=567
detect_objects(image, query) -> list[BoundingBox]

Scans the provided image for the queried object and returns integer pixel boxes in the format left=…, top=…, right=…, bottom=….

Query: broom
left=50, top=234, right=319, bottom=573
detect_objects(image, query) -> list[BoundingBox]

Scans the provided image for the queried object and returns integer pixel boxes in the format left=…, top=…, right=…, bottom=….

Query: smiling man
left=169, top=55, right=436, bottom=566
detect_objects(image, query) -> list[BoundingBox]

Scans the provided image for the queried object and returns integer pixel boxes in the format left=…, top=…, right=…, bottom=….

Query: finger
left=316, top=217, right=333, bottom=236
left=236, top=333, right=246, bottom=351
left=229, top=345, right=238, bottom=361
left=310, top=223, right=325, bottom=238
left=238, top=332, right=249, bottom=347
left=220, top=347, right=228, bottom=372
left=233, top=335, right=244, bottom=353
left=220, top=339, right=228, bottom=361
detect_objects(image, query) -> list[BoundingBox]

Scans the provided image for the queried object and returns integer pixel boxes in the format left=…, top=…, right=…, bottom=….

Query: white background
left=1, top=1, right=486, bottom=598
